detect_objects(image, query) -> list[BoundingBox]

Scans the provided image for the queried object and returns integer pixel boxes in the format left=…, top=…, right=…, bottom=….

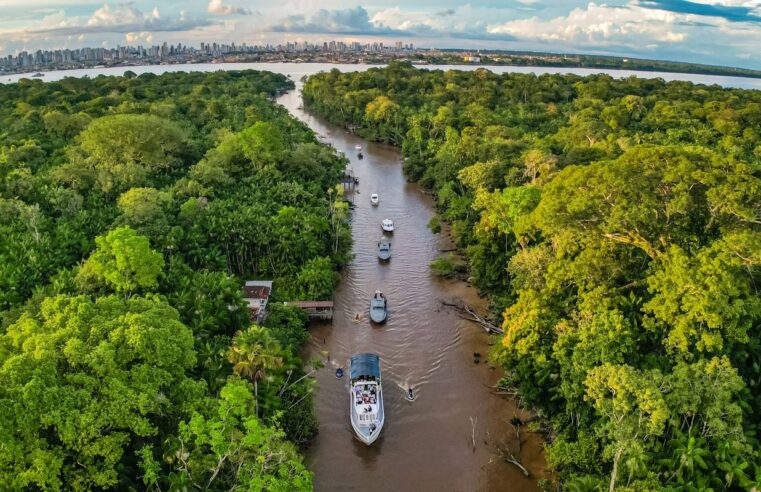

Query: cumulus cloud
left=270, top=6, right=401, bottom=34
left=488, top=3, right=688, bottom=45
left=125, top=31, right=153, bottom=43
left=637, top=0, right=761, bottom=23
left=208, top=0, right=252, bottom=16
left=17, top=3, right=213, bottom=36
left=370, top=5, right=516, bottom=40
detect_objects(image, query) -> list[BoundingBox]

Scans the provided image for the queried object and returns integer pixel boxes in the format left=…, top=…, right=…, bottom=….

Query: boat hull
left=377, top=241, right=391, bottom=261
left=351, top=416, right=384, bottom=445
left=349, top=353, right=384, bottom=445
left=370, top=308, right=387, bottom=323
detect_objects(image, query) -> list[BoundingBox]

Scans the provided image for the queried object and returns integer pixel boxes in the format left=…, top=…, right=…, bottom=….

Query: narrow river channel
left=277, top=80, right=544, bottom=492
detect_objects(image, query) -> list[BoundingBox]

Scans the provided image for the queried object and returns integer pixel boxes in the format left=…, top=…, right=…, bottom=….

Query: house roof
left=242, top=280, right=272, bottom=300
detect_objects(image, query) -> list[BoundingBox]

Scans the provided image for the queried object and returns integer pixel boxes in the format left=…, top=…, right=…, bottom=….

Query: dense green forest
left=0, top=70, right=351, bottom=490
left=303, top=62, right=761, bottom=490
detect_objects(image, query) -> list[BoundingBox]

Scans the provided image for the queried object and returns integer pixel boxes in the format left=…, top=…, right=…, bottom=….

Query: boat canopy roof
left=351, top=353, right=380, bottom=379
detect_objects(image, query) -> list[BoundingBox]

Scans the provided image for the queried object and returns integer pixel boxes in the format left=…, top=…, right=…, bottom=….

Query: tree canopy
left=0, top=69, right=346, bottom=490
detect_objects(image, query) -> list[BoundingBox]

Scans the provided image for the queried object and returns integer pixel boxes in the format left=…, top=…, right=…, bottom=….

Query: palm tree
left=669, top=435, right=709, bottom=482
left=566, top=475, right=601, bottom=492
left=719, top=454, right=749, bottom=490
left=227, top=325, right=283, bottom=417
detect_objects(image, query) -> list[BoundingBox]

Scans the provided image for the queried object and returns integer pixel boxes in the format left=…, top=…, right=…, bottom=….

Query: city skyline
left=0, top=1, right=760, bottom=70
left=0, top=39, right=418, bottom=71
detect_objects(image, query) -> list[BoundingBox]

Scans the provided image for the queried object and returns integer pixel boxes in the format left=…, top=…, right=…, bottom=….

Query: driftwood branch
left=441, top=300, right=504, bottom=335
left=470, top=416, right=477, bottom=452
left=495, top=437, right=530, bottom=478
left=504, top=452, right=530, bottom=477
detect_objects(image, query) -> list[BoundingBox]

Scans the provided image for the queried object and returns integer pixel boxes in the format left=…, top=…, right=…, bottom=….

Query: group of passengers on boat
left=354, top=384, right=378, bottom=409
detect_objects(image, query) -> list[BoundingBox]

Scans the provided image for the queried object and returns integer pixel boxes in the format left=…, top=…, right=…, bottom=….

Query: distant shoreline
left=3, top=50, right=761, bottom=82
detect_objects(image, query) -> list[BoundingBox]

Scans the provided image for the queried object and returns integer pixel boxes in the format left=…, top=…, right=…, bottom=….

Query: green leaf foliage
left=0, top=70, right=350, bottom=491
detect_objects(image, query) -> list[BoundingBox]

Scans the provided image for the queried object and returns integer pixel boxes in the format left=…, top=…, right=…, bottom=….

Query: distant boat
left=336, top=367, right=344, bottom=378
left=354, top=144, right=362, bottom=151
left=381, top=219, right=394, bottom=232
left=370, top=193, right=379, bottom=206
left=358, top=152, right=363, bottom=159
left=377, top=238, right=391, bottom=261
left=350, top=353, right=385, bottom=445
left=370, top=291, right=387, bottom=323
left=31, top=72, right=44, bottom=78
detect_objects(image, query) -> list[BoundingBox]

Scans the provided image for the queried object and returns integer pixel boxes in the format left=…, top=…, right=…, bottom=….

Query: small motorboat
left=381, top=219, right=394, bottom=233
left=336, top=367, right=344, bottom=378
left=358, top=152, right=363, bottom=159
left=350, top=353, right=384, bottom=445
left=370, top=290, right=387, bottom=323
left=406, top=388, right=415, bottom=401
left=354, top=144, right=362, bottom=151
left=370, top=193, right=379, bottom=206
left=377, top=238, right=391, bottom=261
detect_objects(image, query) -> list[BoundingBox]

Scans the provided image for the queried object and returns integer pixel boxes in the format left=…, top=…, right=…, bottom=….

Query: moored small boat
left=354, top=144, right=362, bottom=151
left=377, top=238, right=391, bottom=261
left=350, top=353, right=384, bottom=445
left=370, top=290, right=387, bottom=323
left=370, top=193, right=379, bottom=206
left=381, top=219, right=394, bottom=232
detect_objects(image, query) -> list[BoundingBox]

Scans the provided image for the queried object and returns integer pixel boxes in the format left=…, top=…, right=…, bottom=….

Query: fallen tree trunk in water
left=440, top=300, right=505, bottom=335
left=505, top=453, right=530, bottom=477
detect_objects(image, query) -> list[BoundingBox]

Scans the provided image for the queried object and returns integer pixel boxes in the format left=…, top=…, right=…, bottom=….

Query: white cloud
left=488, top=2, right=687, bottom=44
left=208, top=0, right=251, bottom=16
left=125, top=30, right=152, bottom=43
left=87, top=4, right=145, bottom=27
left=11, top=3, right=214, bottom=37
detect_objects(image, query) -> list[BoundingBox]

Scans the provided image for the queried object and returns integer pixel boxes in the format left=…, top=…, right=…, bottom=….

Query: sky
left=1, top=0, right=760, bottom=69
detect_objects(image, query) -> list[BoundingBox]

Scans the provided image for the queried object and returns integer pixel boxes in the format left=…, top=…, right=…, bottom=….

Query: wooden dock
left=286, top=300, right=335, bottom=321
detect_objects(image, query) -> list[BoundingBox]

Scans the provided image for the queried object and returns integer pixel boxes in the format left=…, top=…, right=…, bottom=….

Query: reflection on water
left=277, top=82, right=544, bottom=492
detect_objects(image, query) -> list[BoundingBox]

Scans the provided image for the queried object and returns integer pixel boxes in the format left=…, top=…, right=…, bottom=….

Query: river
left=3, top=62, right=761, bottom=90
left=276, top=80, right=544, bottom=491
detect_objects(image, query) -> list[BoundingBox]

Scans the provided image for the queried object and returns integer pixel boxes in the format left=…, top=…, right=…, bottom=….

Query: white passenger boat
left=354, top=144, right=362, bottom=151
left=370, top=193, right=379, bottom=206
left=381, top=219, right=394, bottom=232
left=349, top=353, right=384, bottom=445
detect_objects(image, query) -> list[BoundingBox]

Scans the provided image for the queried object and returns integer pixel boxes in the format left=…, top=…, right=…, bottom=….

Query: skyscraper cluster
left=0, top=40, right=417, bottom=72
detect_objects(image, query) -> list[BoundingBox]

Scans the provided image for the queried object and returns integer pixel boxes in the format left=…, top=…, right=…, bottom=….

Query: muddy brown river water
left=277, top=82, right=545, bottom=492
